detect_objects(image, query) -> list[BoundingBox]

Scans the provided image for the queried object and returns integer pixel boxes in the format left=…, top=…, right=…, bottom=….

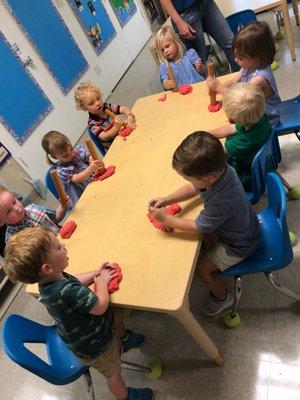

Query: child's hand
left=89, top=159, right=104, bottom=173
left=62, top=195, right=72, bottom=210
left=126, top=115, right=137, bottom=129
left=94, top=262, right=115, bottom=277
left=94, top=266, right=118, bottom=286
left=148, top=197, right=168, bottom=209
left=194, top=59, right=203, bottom=73
left=114, top=116, right=125, bottom=130
left=148, top=206, right=168, bottom=223
left=164, top=79, right=177, bottom=91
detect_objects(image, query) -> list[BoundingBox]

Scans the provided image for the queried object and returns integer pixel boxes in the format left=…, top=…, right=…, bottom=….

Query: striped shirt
left=88, top=103, right=121, bottom=147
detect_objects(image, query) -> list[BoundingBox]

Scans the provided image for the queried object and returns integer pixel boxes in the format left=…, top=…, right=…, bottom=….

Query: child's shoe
left=125, top=387, right=153, bottom=400
left=121, top=329, right=145, bottom=353
left=202, top=290, right=234, bottom=317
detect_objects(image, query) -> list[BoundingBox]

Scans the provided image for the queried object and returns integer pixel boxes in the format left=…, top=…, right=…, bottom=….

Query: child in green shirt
left=210, top=82, right=272, bottom=191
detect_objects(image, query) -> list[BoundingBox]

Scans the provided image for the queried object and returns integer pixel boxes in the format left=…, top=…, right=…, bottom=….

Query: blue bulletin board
left=4, top=0, right=89, bottom=94
left=68, top=0, right=116, bottom=54
left=109, top=0, right=137, bottom=27
left=0, top=32, right=52, bottom=145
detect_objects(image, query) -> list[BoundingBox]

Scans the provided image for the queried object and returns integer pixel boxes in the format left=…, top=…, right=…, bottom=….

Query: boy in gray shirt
left=148, top=131, right=260, bottom=316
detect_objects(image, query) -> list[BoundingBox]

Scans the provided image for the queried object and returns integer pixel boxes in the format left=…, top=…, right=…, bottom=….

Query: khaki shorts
left=79, top=334, right=121, bottom=378
left=203, top=234, right=244, bottom=271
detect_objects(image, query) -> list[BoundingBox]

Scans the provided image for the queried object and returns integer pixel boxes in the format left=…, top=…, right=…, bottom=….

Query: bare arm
left=89, top=267, right=118, bottom=315
left=150, top=183, right=198, bottom=209
left=224, top=71, right=242, bottom=88
left=163, top=214, right=200, bottom=233
left=75, top=268, right=101, bottom=286
left=210, top=124, right=237, bottom=139
left=71, top=160, right=102, bottom=184
left=160, top=0, right=196, bottom=39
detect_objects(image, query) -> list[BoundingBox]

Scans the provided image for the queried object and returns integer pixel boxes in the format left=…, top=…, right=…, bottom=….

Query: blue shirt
left=160, top=49, right=205, bottom=87
left=172, top=0, right=196, bottom=12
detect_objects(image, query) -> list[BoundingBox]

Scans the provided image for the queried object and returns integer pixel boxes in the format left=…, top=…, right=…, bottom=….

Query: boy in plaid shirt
left=0, top=187, right=70, bottom=242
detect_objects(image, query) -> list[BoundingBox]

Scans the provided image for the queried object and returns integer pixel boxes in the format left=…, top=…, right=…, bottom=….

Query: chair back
left=87, top=126, right=107, bottom=156
left=45, top=166, right=59, bottom=200
left=265, top=173, right=293, bottom=261
left=226, top=9, right=257, bottom=35
left=247, top=131, right=277, bottom=205
left=2, top=314, right=87, bottom=385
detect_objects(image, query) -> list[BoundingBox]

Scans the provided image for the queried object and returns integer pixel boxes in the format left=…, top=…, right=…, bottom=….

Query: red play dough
left=93, top=165, right=116, bottom=181
left=208, top=101, right=222, bottom=112
left=158, top=94, right=167, bottom=102
left=59, top=220, right=77, bottom=239
left=119, top=126, right=133, bottom=137
left=147, top=203, right=182, bottom=233
left=179, top=84, right=193, bottom=95
left=94, top=263, right=122, bottom=294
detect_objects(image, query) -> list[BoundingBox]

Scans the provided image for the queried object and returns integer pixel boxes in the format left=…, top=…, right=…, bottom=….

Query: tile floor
left=1, top=8, right=300, bottom=400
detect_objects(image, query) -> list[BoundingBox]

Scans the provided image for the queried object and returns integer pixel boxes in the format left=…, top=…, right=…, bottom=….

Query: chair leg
left=265, top=272, right=300, bottom=301
left=121, top=360, right=149, bottom=373
left=295, top=130, right=300, bottom=141
left=230, top=276, right=242, bottom=317
left=276, top=172, right=293, bottom=191
left=83, top=370, right=95, bottom=400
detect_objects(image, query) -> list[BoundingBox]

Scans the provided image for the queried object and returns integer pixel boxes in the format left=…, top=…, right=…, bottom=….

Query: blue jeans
left=172, top=0, right=239, bottom=71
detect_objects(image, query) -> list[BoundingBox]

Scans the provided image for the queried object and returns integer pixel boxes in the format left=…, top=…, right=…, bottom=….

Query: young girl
left=42, top=131, right=103, bottom=206
left=207, top=21, right=281, bottom=127
left=155, top=26, right=205, bottom=91
left=74, top=82, right=136, bottom=151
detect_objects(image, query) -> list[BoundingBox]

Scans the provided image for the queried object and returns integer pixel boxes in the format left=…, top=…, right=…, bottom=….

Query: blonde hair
left=155, top=26, right=186, bottom=63
left=42, top=131, right=72, bottom=163
left=74, top=81, right=101, bottom=110
left=223, top=83, right=265, bottom=127
left=4, top=227, right=53, bottom=284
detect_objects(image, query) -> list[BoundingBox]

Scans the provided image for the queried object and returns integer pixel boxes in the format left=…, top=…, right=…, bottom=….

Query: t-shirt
left=88, top=103, right=121, bottom=146
left=5, top=203, right=60, bottom=242
left=195, top=164, right=260, bottom=258
left=172, top=0, right=196, bottom=12
left=39, top=272, right=112, bottom=359
left=225, top=114, right=272, bottom=190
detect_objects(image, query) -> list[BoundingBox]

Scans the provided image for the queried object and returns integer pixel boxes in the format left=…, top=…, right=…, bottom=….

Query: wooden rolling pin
left=104, top=109, right=127, bottom=126
left=166, top=61, right=178, bottom=90
left=50, top=170, right=68, bottom=208
left=85, top=139, right=106, bottom=174
left=207, top=62, right=217, bottom=105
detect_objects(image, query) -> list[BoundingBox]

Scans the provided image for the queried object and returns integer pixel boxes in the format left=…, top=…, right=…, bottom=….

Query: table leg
left=280, top=0, right=296, bottom=61
left=291, top=0, right=300, bottom=25
left=171, top=304, right=224, bottom=366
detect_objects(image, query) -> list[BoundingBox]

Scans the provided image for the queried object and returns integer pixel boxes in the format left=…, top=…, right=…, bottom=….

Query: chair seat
left=275, top=95, right=300, bottom=135
left=219, top=209, right=293, bottom=277
left=3, top=315, right=87, bottom=385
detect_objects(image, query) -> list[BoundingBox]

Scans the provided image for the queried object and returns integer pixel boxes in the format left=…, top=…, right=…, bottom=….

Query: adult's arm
left=160, top=0, right=196, bottom=39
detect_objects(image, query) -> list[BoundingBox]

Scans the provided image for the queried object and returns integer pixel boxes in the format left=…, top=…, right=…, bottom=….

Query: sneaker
left=125, top=387, right=153, bottom=400
left=121, top=329, right=145, bottom=353
left=202, top=290, right=234, bottom=317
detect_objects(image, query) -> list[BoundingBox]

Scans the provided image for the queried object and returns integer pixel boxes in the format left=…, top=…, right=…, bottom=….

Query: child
left=207, top=21, right=281, bottom=127
left=0, top=187, right=70, bottom=242
left=155, top=26, right=205, bottom=90
left=75, top=82, right=136, bottom=150
left=210, top=82, right=272, bottom=191
left=148, top=132, right=260, bottom=317
left=42, top=131, right=104, bottom=206
left=4, top=227, right=153, bottom=400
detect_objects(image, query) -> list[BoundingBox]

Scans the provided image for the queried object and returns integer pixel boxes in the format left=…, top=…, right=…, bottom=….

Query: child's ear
left=39, top=263, right=54, bottom=277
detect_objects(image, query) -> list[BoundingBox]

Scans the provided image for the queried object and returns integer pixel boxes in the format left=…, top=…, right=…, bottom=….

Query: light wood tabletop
left=27, top=78, right=230, bottom=365
left=215, top=0, right=299, bottom=61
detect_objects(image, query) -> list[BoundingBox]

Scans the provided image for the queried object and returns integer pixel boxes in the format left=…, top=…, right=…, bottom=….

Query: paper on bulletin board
left=68, top=0, right=116, bottom=54
left=108, top=0, right=137, bottom=27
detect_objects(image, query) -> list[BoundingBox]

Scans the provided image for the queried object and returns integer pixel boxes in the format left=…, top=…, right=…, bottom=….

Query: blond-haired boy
left=211, top=82, right=272, bottom=190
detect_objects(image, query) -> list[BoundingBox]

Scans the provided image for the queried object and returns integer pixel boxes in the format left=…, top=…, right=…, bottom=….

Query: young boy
left=74, top=82, right=136, bottom=150
left=0, top=187, right=70, bottom=242
left=4, top=227, right=153, bottom=400
left=148, top=132, right=261, bottom=317
left=210, top=82, right=272, bottom=191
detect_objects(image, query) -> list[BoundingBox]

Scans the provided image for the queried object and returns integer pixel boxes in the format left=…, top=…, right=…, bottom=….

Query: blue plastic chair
left=226, top=9, right=257, bottom=35
left=2, top=314, right=159, bottom=398
left=45, top=167, right=59, bottom=200
left=275, top=95, right=300, bottom=140
left=2, top=314, right=95, bottom=399
left=219, top=173, right=300, bottom=326
left=87, top=126, right=107, bottom=156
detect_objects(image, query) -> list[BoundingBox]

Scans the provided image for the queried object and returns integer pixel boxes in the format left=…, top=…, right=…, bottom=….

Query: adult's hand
left=176, top=19, right=196, bottom=39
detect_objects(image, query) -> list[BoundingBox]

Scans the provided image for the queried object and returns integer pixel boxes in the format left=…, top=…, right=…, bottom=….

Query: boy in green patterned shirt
left=4, top=227, right=153, bottom=400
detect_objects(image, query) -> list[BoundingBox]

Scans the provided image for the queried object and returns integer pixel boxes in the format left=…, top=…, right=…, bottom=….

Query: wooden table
left=27, top=80, right=229, bottom=365
left=215, top=0, right=299, bottom=61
